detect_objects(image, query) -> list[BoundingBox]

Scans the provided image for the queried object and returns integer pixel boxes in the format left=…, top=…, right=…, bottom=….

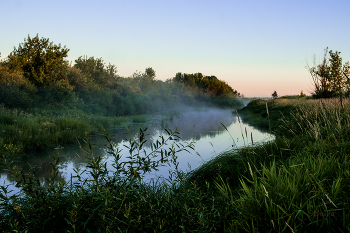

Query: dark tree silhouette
left=272, top=91, right=278, bottom=98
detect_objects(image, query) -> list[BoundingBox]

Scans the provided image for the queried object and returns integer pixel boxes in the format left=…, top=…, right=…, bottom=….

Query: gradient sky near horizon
left=1, top=0, right=350, bottom=97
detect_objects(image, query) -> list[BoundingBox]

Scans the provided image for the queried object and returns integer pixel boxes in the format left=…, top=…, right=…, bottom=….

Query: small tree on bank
left=272, top=91, right=278, bottom=98
left=299, top=90, right=306, bottom=98
left=271, top=91, right=278, bottom=105
left=307, top=47, right=350, bottom=106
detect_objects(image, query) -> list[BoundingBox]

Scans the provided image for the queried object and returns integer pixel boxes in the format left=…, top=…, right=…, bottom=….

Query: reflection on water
left=0, top=108, right=274, bottom=195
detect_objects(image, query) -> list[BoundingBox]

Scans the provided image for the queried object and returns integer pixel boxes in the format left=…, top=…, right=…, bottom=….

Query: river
left=0, top=108, right=273, bottom=196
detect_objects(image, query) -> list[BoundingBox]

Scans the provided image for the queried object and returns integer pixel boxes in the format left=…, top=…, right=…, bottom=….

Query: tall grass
left=211, top=97, right=350, bottom=232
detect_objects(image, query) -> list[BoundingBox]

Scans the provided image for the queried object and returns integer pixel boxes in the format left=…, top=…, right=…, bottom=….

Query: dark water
left=0, top=108, right=273, bottom=195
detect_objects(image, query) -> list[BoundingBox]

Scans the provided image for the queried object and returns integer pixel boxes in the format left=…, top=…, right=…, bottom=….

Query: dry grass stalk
left=285, top=222, right=295, bottom=233
left=262, top=185, right=269, bottom=198
left=248, top=162, right=253, bottom=179
left=325, top=194, right=338, bottom=208
left=236, top=110, right=241, bottom=123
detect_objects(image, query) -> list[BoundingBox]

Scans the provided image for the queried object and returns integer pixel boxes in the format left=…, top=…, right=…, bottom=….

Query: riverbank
left=186, top=96, right=350, bottom=231
left=1, top=97, right=349, bottom=232
left=0, top=106, right=130, bottom=158
left=237, top=96, right=313, bottom=132
left=0, top=106, right=183, bottom=159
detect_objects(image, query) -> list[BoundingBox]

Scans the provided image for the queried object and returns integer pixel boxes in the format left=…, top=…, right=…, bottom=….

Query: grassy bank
left=187, top=97, right=350, bottom=231
left=1, top=97, right=349, bottom=232
left=237, top=96, right=311, bottom=132
left=0, top=106, right=128, bottom=158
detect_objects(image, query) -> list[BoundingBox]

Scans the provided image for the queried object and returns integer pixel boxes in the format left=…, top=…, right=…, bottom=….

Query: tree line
left=0, top=35, right=243, bottom=115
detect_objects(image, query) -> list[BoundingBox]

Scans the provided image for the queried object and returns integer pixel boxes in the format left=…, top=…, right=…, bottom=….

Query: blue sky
left=1, top=0, right=350, bottom=97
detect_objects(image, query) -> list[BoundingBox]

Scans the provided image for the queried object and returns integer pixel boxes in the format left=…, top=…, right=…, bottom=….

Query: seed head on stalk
left=221, top=122, right=238, bottom=148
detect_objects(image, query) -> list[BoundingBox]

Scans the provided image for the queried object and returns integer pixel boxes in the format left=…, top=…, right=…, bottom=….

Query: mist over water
left=0, top=108, right=273, bottom=195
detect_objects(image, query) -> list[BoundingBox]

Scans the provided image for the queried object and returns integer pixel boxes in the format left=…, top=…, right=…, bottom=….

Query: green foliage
left=66, top=66, right=88, bottom=91
left=73, top=56, right=118, bottom=89
left=0, top=127, right=197, bottom=232
left=140, top=67, right=156, bottom=91
left=308, top=47, right=350, bottom=99
left=173, top=72, right=238, bottom=97
left=0, top=85, right=37, bottom=109
left=0, top=63, right=33, bottom=88
left=4, top=34, right=70, bottom=87
left=1, top=35, right=243, bottom=113
left=299, top=90, right=306, bottom=98
left=36, top=85, right=78, bottom=108
left=0, top=63, right=37, bottom=108
left=0, top=107, right=127, bottom=157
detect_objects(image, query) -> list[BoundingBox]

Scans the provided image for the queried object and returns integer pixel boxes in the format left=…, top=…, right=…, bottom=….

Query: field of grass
left=0, top=97, right=349, bottom=232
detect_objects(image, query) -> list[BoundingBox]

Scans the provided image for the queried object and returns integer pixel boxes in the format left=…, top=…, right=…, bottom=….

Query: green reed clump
left=0, top=106, right=127, bottom=157
left=214, top=146, right=350, bottom=232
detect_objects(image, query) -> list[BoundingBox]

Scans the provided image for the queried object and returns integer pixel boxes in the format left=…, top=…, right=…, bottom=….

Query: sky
left=1, top=0, right=350, bottom=97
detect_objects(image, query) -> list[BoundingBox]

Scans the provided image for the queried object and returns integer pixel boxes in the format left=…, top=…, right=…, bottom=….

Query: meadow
left=0, top=96, right=349, bottom=232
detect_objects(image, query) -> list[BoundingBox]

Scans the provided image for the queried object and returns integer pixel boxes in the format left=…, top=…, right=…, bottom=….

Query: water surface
left=0, top=108, right=273, bottom=195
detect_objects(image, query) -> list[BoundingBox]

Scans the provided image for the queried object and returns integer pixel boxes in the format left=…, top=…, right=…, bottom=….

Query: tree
left=172, top=72, right=238, bottom=97
left=141, top=67, right=156, bottom=91
left=145, top=67, right=155, bottom=79
left=271, top=91, right=278, bottom=105
left=299, top=90, right=306, bottom=98
left=328, top=50, right=344, bottom=97
left=4, top=34, right=70, bottom=86
left=272, top=91, right=278, bottom=98
left=237, top=92, right=245, bottom=98
left=307, top=47, right=350, bottom=100
left=74, top=56, right=118, bottom=89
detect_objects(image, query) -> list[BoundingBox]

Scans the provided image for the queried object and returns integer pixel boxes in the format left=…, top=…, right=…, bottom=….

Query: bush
left=0, top=85, right=37, bottom=109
